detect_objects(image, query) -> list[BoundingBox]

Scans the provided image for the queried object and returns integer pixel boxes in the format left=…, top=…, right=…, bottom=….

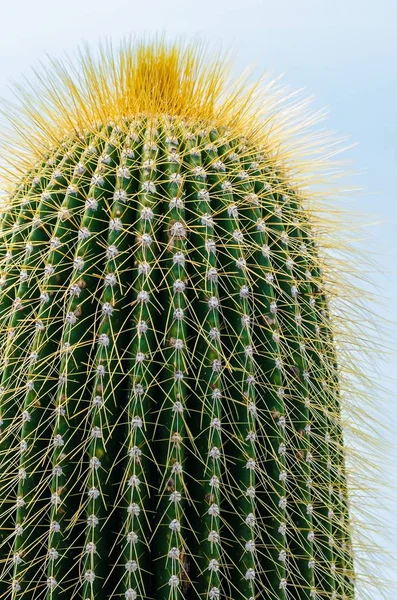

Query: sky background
left=0, top=0, right=396, bottom=597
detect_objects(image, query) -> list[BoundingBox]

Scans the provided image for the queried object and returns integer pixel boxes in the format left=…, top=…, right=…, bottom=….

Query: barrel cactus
left=0, top=38, right=372, bottom=600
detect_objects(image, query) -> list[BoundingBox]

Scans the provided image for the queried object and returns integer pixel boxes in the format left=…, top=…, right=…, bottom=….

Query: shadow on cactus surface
left=0, top=34, right=392, bottom=600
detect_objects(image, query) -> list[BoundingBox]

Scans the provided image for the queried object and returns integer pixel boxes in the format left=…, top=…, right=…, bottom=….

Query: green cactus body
left=0, top=40, right=361, bottom=600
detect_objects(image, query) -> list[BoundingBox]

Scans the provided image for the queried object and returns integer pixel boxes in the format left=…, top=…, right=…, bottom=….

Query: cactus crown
left=0, top=36, right=389, bottom=600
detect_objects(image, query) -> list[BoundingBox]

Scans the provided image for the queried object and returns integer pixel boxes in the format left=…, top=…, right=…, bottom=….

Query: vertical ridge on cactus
left=0, top=36, right=385, bottom=600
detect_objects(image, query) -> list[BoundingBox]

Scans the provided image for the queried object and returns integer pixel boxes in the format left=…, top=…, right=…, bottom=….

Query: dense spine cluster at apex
left=0, top=115, right=355, bottom=600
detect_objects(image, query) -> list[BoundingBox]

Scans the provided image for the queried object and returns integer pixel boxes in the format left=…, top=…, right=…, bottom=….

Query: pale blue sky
left=0, top=0, right=396, bottom=596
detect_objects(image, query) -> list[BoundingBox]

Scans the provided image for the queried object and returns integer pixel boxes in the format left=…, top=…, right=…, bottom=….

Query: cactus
left=0, top=38, right=378, bottom=600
